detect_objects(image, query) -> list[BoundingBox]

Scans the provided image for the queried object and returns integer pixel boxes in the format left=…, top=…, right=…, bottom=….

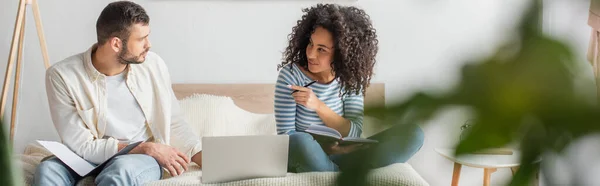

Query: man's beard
left=117, top=42, right=148, bottom=65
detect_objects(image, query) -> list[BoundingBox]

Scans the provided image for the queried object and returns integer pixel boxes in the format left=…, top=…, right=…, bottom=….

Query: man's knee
left=95, top=154, right=161, bottom=185
left=110, top=154, right=158, bottom=170
left=34, top=158, right=74, bottom=185
left=36, top=158, right=63, bottom=174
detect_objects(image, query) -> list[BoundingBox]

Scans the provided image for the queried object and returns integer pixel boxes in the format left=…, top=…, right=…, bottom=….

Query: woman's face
left=305, top=26, right=335, bottom=74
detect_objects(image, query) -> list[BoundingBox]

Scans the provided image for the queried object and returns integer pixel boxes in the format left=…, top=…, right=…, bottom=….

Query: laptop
left=201, top=135, right=289, bottom=184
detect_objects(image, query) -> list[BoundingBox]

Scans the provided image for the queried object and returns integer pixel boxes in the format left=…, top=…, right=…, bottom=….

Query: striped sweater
left=274, top=63, right=364, bottom=138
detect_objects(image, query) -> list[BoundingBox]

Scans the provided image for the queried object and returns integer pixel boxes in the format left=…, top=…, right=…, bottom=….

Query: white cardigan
left=45, top=44, right=202, bottom=164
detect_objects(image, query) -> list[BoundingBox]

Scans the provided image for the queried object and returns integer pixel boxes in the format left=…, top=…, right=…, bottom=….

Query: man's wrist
left=129, top=142, right=151, bottom=154
left=192, top=151, right=202, bottom=166
left=118, top=143, right=128, bottom=152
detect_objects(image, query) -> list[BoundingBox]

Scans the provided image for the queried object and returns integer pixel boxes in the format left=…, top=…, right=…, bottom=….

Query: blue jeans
left=288, top=124, right=424, bottom=172
left=33, top=154, right=162, bottom=186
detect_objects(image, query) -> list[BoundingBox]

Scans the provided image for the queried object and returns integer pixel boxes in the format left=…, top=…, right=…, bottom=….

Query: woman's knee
left=289, top=132, right=314, bottom=141
left=373, top=124, right=425, bottom=165
left=289, top=132, right=317, bottom=149
left=409, top=125, right=425, bottom=151
left=287, top=132, right=337, bottom=172
left=389, top=124, right=425, bottom=150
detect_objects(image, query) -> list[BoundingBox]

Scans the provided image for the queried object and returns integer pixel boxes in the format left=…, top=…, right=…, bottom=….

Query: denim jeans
left=288, top=124, right=424, bottom=172
left=33, top=154, right=162, bottom=186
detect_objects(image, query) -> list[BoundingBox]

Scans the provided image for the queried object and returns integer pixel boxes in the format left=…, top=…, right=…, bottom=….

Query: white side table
left=435, top=148, right=539, bottom=186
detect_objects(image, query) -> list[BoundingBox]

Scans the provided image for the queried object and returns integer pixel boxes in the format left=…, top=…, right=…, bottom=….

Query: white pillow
left=178, top=94, right=277, bottom=137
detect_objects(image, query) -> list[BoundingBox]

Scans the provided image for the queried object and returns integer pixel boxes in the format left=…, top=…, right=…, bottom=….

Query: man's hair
left=96, top=1, right=149, bottom=45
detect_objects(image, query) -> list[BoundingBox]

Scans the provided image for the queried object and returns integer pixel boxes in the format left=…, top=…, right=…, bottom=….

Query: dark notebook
left=37, top=140, right=142, bottom=177
left=304, top=125, right=378, bottom=145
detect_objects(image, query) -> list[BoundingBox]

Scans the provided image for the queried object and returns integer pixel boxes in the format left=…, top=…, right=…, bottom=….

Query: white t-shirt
left=103, top=70, right=151, bottom=143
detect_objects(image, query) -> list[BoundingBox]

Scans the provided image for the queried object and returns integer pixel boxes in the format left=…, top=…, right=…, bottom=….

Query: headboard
left=172, top=83, right=385, bottom=114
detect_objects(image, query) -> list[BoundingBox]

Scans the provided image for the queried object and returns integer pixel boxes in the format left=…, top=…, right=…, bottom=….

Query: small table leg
left=511, top=167, right=518, bottom=175
left=451, top=162, right=462, bottom=186
left=533, top=168, right=540, bottom=186
left=483, top=168, right=497, bottom=186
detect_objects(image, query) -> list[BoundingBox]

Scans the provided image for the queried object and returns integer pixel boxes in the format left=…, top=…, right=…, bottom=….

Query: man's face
left=118, top=23, right=151, bottom=64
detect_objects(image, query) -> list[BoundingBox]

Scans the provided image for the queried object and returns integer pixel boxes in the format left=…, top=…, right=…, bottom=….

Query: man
left=34, top=1, right=202, bottom=185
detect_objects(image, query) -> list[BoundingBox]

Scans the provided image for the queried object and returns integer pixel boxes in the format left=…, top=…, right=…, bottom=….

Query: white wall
left=0, top=0, right=590, bottom=185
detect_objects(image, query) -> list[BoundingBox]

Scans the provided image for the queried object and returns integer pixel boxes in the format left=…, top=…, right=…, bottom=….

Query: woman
left=275, top=4, right=424, bottom=173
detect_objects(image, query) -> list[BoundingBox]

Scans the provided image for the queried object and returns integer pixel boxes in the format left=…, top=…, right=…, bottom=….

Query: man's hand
left=191, top=151, right=202, bottom=168
left=128, top=142, right=190, bottom=177
left=320, top=142, right=368, bottom=155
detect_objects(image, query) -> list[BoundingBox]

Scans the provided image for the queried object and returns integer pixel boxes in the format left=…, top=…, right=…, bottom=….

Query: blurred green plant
left=0, top=120, right=20, bottom=186
left=338, top=0, right=600, bottom=186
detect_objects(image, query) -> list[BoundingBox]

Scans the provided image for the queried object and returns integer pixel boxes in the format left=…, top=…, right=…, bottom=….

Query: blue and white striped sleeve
left=274, top=68, right=297, bottom=135
left=343, top=93, right=365, bottom=138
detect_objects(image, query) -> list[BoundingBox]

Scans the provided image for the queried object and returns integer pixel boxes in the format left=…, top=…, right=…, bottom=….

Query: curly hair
left=278, top=4, right=378, bottom=97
